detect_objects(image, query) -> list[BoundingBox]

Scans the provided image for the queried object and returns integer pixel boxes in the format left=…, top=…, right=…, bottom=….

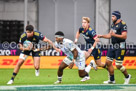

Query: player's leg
left=104, top=59, right=115, bottom=84
left=103, top=49, right=115, bottom=84
left=33, top=57, right=40, bottom=76
left=91, top=49, right=105, bottom=70
left=7, top=53, right=28, bottom=84
left=54, top=57, right=70, bottom=84
left=115, top=49, right=131, bottom=84
left=79, top=70, right=90, bottom=82
left=75, top=53, right=91, bottom=82
left=84, top=51, right=97, bottom=70
left=32, top=51, right=40, bottom=76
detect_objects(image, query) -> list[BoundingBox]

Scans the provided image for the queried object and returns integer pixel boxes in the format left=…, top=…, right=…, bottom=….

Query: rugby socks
left=85, top=65, right=92, bottom=73
left=110, top=75, right=114, bottom=81
left=85, top=73, right=89, bottom=77
left=58, top=76, right=62, bottom=82
left=11, top=72, right=17, bottom=81
left=125, top=74, right=129, bottom=78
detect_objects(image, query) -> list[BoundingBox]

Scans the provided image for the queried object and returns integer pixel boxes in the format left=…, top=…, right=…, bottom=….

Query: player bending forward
left=52, top=31, right=97, bottom=84
left=7, top=25, right=53, bottom=84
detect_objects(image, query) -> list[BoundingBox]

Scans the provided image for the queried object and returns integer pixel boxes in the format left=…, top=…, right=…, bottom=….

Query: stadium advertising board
left=0, top=56, right=136, bottom=69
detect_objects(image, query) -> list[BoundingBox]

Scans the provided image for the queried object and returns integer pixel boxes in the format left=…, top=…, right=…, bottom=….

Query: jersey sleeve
left=88, top=30, right=97, bottom=39
left=121, top=21, right=127, bottom=33
left=79, top=27, right=84, bottom=33
left=54, top=41, right=58, bottom=47
left=34, top=31, right=45, bottom=40
left=39, top=32, right=45, bottom=40
left=19, top=33, right=27, bottom=44
left=66, top=41, right=76, bottom=51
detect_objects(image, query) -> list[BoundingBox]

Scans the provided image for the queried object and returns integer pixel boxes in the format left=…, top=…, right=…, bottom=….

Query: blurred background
left=0, top=0, right=136, bottom=43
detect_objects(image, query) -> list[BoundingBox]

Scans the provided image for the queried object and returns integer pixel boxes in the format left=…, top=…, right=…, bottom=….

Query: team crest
left=33, top=38, right=36, bottom=41
left=89, top=27, right=92, bottom=31
left=86, top=32, right=88, bottom=35
left=117, top=57, right=121, bottom=59
left=82, top=31, right=84, bottom=33
left=116, top=25, right=118, bottom=28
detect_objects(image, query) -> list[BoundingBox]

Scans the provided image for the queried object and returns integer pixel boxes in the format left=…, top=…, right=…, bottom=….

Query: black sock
left=85, top=73, right=89, bottom=77
left=110, top=75, right=114, bottom=81
left=126, top=75, right=129, bottom=78
left=11, top=72, right=17, bottom=81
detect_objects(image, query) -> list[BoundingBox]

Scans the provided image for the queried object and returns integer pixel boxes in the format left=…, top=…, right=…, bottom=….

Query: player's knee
left=96, top=63, right=102, bottom=67
left=119, top=66, right=126, bottom=72
left=106, top=61, right=112, bottom=67
left=35, top=66, right=39, bottom=70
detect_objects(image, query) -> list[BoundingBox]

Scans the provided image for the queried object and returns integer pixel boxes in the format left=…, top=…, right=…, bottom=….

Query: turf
left=0, top=69, right=135, bottom=85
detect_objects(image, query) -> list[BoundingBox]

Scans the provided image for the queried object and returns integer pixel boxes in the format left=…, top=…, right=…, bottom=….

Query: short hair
left=55, top=31, right=64, bottom=37
left=82, top=17, right=90, bottom=23
left=26, top=25, right=34, bottom=32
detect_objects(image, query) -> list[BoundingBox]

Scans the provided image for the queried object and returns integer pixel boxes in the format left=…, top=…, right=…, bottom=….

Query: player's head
left=26, top=25, right=34, bottom=38
left=82, top=17, right=90, bottom=29
left=55, top=31, right=64, bottom=43
left=112, top=11, right=121, bottom=22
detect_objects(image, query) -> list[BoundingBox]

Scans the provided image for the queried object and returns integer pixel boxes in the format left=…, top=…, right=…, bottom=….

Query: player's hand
left=74, top=39, right=78, bottom=44
left=88, top=49, right=93, bottom=54
left=97, top=34, right=103, bottom=38
left=68, top=62, right=74, bottom=69
left=110, top=30, right=115, bottom=36
left=33, top=48, right=40, bottom=52
left=74, top=41, right=77, bottom=44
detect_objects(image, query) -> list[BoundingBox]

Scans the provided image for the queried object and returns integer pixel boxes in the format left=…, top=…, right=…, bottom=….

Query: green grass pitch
left=0, top=69, right=135, bottom=85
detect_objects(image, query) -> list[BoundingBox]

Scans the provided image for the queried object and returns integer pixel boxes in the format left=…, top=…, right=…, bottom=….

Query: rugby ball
left=23, top=40, right=33, bottom=50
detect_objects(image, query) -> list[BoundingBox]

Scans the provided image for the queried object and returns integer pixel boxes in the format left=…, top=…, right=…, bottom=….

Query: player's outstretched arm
left=43, top=37, right=61, bottom=52
left=98, top=32, right=111, bottom=39
left=74, top=31, right=80, bottom=43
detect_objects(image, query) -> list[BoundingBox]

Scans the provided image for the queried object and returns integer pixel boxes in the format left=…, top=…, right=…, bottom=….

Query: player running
left=74, top=17, right=106, bottom=70
left=53, top=31, right=97, bottom=84
left=7, top=25, right=53, bottom=84
left=98, top=11, right=131, bottom=84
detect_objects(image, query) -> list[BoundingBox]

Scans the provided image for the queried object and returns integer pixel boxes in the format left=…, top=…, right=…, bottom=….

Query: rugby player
left=53, top=31, right=97, bottom=84
left=7, top=25, right=53, bottom=84
left=74, top=17, right=106, bottom=72
left=98, top=11, right=131, bottom=84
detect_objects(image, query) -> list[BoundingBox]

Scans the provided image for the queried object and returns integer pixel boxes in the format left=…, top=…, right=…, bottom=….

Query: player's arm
left=19, top=33, right=32, bottom=51
left=43, top=37, right=61, bottom=52
left=88, top=36, right=99, bottom=54
left=110, top=31, right=127, bottom=39
left=74, top=31, right=80, bottom=43
left=19, top=43, right=32, bottom=51
left=72, top=48, right=78, bottom=60
left=98, top=32, right=111, bottom=39
left=68, top=48, right=78, bottom=69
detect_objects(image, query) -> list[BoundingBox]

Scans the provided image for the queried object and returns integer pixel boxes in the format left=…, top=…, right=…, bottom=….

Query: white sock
left=58, top=76, right=62, bottom=81
left=85, top=65, right=92, bottom=73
